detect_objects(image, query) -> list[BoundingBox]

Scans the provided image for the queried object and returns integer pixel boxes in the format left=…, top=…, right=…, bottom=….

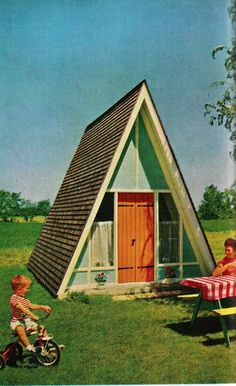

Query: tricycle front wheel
left=35, top=339, right=60, bottom=366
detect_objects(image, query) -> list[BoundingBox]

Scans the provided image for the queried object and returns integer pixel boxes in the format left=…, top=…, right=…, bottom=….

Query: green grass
left=0, top=266, right=236, bottom=385
left=205, top=230, right=236, bottom=262
left=0, top=223, right=43, bottom=266
left=0, top=223, right=43, bottom=249
left=201, top=217, right=236, bottom=262
left=0, top=220, right=235, bottom=384
left=200, top=217, right=235, bottom=232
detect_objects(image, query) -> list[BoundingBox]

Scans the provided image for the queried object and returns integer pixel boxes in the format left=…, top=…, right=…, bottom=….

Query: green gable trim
left=138, top=115, right=168, bottom=190
left=109, top=114, right=169, bottom=191
left=74, top=241, right=89, bottom=269
left=108, top=128, right=136, bottom=189
left=183, top=227, right=198, bottom=263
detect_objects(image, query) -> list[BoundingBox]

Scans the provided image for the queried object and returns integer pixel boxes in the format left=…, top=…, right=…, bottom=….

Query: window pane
left=159, top=193, right=179, bottom=264
left=91, top=193, right=114, bottom=267
left=95, top=193, right=114, bottom=221
left=91, top=221, right=114, bottom=267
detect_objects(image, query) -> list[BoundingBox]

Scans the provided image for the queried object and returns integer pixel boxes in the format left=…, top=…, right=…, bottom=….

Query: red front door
left=118, top=193, right=154, bottom=283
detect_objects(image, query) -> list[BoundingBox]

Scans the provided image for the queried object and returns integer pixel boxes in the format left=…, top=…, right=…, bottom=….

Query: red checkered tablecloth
left=181, top=275, right=236, bottom=300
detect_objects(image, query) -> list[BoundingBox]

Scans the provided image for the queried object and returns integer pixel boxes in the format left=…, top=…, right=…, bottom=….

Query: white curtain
left=90, top=221, right=113, bottom=266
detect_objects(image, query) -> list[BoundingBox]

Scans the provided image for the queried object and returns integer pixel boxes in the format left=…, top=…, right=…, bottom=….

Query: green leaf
left=212, top=45, right=225, bottom=59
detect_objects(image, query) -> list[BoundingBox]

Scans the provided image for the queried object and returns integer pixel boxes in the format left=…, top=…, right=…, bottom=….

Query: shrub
left=65, top=291, right=90, bottom=304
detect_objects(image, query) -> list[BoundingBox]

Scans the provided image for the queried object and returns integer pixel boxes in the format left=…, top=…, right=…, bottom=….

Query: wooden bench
left=212, top=307, right=236, bottom=347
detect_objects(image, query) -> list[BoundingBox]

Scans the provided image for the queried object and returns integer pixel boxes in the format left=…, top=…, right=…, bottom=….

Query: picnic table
left=181, top=275, right=236, bottom=325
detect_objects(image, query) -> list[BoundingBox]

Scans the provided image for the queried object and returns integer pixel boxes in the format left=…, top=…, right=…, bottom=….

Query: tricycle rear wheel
left=0, top=354, right=6, bottom=369
left=4, top=343, right=23, bottom=367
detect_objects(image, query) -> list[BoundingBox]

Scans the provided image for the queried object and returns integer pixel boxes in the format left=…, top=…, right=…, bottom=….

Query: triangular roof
left=28, top=80, right=215, bottom=296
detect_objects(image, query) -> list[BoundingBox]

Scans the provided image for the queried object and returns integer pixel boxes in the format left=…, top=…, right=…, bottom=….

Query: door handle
left=132, top=239, right=136, bottom=246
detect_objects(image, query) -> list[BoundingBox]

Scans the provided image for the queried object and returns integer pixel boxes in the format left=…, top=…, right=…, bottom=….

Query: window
left=159, top=193, right=179, bottom=264
left=91, top=193, right=114, bottom=267
left=90, top=221, right=113, bottom=267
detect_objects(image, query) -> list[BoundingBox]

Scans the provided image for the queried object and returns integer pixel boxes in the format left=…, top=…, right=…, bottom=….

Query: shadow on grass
left=4, top=352, right=44, bottom=369
left=201, top=334, right=236, bottom=347
left=165, top=315, right=236, bottom=347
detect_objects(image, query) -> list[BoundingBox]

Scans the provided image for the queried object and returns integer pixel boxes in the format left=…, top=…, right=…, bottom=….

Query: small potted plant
left=162, top=266, right=176, bottom=284
left=95, top=272, right=107, bottom=287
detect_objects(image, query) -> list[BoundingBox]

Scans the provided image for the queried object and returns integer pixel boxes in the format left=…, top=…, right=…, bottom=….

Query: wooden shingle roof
left=28, top=80, right=145, bottom=296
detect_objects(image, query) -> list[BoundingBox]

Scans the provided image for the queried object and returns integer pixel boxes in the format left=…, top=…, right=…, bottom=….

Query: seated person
left=212, top=238, right=236, bottom=277
left=10, top=274, right=51, bottom=353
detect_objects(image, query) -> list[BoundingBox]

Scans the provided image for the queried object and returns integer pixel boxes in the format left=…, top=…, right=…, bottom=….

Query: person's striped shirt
left=10, top=294, right=30, bottom=322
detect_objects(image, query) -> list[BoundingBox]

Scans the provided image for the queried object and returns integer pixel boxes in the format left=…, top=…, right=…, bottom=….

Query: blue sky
left=0, top=0, right=234, bottom=208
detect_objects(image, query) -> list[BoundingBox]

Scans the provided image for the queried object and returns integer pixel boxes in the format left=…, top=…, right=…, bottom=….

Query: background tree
left=0, top=189, right=51, bottom=222
left=36, top=199, right=51, bottom=217
left=204, top=0, right=236, bottom=160
left=0, top=190, right=22, bottom=222
left=19, top=199, right=37, bottom=222
left=223, top=186, right=236, bottom=218
left=198, top=184, right=234, bottom=220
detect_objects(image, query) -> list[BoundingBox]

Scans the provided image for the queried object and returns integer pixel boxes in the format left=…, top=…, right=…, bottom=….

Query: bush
left=64, top=291, right=90, bottom=304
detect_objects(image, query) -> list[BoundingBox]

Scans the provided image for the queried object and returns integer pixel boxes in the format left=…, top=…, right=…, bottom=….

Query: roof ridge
left=85, top=79, right=146, bottom=132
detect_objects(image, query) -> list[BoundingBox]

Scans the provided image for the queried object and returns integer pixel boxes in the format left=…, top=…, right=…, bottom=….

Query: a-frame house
left=28, top=80, right=215, bottom=297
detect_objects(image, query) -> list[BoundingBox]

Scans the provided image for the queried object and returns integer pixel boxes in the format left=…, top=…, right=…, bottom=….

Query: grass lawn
left=0, top=266, right=236, bottom=385
left=202, top=218, right=236, bottom=262
left=0, top=219, right=235, bottom=384
left=0, top=222, right=43, bottom=266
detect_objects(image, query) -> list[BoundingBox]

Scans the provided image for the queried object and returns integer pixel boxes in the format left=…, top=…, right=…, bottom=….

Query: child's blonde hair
left=11, top=275, right=32, bottom=291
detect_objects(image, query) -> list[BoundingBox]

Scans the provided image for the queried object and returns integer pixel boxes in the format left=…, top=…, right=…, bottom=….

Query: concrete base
left=63, top=281, right=190, bottom=299
left=66, top=282, right=153, bottom=296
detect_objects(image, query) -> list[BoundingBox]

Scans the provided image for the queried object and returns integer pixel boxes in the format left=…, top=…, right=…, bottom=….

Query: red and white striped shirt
left=10, top=294, right=30, bottom=322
